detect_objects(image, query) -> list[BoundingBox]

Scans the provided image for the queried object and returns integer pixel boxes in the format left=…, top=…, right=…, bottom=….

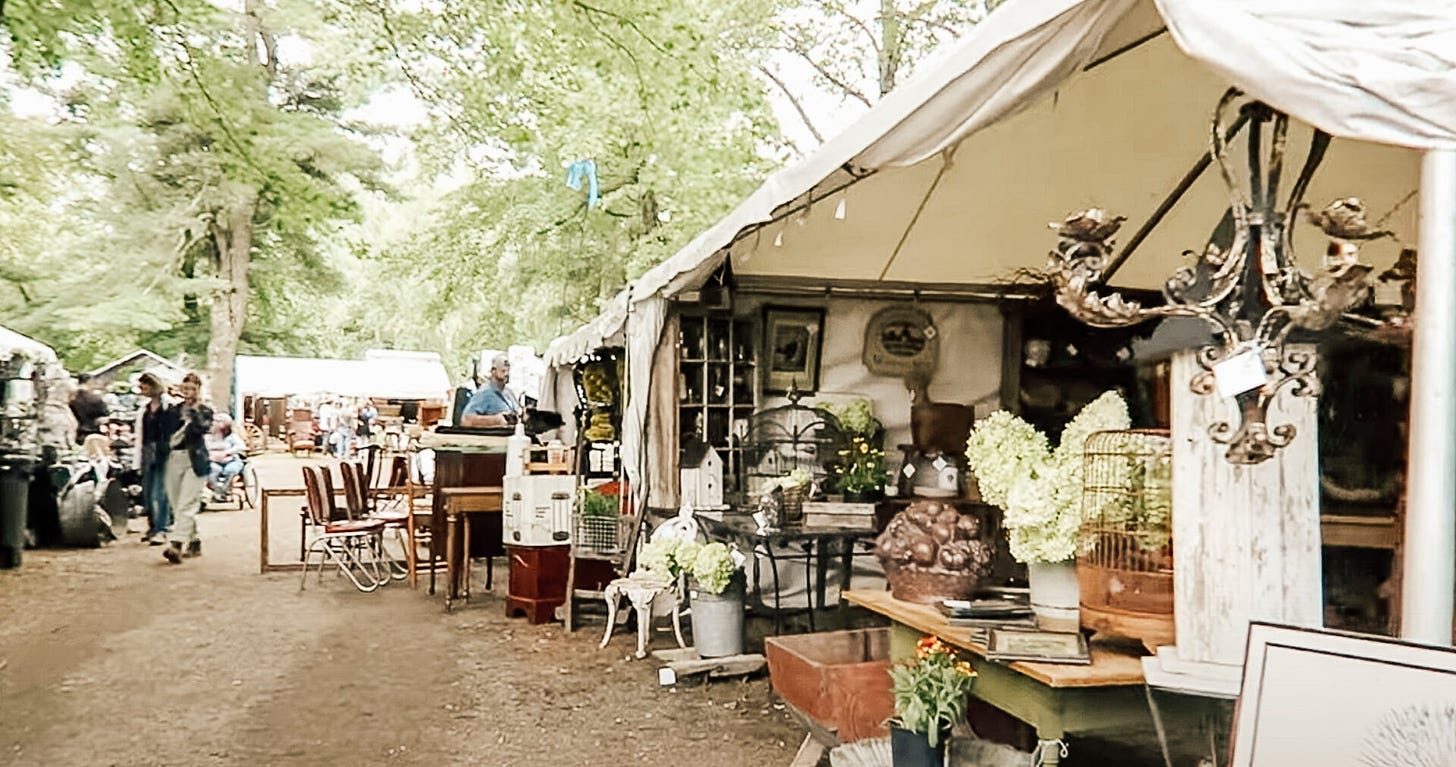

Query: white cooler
left=503, top=474, right=577, bottom=546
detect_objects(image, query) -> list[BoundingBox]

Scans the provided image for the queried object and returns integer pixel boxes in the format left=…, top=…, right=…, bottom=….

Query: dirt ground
left=0, top=455, right=805, bottom=767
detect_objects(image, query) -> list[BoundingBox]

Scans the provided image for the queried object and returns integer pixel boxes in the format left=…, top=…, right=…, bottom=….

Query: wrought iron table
left=695, top=513, right=876, bottom=633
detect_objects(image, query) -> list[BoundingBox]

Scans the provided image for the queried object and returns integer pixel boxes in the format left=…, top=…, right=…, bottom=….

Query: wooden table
left=440, top=485, right=503, bottom=611
left=843, top=589, right=1152, bottom=766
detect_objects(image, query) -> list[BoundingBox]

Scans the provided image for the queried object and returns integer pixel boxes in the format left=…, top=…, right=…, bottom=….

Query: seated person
left=206, top=414, right=249, bottom=502
left=459, top=353, right=520, bottom=428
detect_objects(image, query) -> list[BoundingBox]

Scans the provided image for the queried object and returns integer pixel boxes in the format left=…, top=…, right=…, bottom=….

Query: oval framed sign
left=862, top=304, right=939, bottom=379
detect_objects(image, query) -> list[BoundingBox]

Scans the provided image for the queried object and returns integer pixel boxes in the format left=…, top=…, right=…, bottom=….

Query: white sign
left=1212, top=345, right=1268, bottom=398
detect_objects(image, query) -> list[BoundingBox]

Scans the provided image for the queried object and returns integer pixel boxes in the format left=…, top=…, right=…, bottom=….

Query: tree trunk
left=878, top=0, right=901, bottom=96
left=206, top=196, right=256, bottom=412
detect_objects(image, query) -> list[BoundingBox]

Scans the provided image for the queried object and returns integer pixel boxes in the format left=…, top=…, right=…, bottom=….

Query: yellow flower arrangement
left=889, top=635, right=978, bottom=747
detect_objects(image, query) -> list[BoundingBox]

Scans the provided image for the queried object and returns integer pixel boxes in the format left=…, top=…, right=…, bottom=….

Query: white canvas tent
left=233, top=352, right=451, bottom=416
left=0, top=325, right=59, bottom=365
left=545, top=0, right=1456, bottom=642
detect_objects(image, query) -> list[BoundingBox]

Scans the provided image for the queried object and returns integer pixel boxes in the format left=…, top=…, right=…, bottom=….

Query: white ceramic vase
left=1028, top=560, right=1080, bottom=632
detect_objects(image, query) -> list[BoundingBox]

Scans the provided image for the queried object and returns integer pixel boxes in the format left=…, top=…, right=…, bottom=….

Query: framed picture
left=1231, top=622, right=1456, bottom=767
left=762, top=306, right=825, bottom=394
left=984, top=628, right=1091, bottom=665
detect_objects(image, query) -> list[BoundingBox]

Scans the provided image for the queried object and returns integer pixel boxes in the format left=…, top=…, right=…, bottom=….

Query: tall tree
left=3, top=0, right=384, bottom=403
left=763, top=0, right=1002, bottom=146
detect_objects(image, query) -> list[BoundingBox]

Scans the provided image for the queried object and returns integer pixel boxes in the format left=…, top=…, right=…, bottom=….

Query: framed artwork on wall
left=762, top=306, right=825, bottom=394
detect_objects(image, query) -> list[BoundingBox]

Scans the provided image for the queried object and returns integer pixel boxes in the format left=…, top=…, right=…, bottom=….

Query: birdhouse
left=679, top=441, right=724, bottom=508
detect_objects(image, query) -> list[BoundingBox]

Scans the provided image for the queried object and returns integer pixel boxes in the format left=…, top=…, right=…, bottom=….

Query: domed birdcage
left=738, top=386, right=845, bottom=521
left=1077, top=429, right=1175, bottom=651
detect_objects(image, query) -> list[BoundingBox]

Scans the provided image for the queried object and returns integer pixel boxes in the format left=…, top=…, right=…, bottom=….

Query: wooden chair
left=402, top=451, right=440, bottom=589
left=288, top=409, right=318, bottom=457
left=342, top=460, right=409, bottom=580
left=299, top=465, right=386, bottom=593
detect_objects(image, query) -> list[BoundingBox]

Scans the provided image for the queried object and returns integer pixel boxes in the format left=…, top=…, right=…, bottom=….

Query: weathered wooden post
left=1144, top=348, right=1322, bottom=694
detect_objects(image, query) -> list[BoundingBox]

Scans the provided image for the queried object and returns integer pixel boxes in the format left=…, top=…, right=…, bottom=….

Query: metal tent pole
left=1402, top=148, right=1456, bottom=646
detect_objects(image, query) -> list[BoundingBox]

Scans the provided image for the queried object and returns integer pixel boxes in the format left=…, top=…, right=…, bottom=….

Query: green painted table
left=844, top=589, right=1155, bottom=766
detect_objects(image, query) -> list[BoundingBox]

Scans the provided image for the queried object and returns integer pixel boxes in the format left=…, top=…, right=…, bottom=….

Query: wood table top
left=439, top=485, right=503, bottom=513
left=843, top=589, right=1146, bottom=688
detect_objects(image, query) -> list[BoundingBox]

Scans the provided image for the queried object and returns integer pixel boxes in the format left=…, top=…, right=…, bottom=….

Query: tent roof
left=235, top=353, right=451, bottom=401
left=87, top=349, right=184, bottom=380
left=0, top=325, right=58, bottom=365
left=546, top=0, right=1455, bottom=365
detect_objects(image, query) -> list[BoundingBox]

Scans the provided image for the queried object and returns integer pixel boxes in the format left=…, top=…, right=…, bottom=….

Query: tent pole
left=1402, top=148, right=1456, bottom=646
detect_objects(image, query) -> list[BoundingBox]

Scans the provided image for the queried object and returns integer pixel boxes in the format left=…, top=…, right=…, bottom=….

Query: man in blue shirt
left=460, top=353, right=520, bottom=427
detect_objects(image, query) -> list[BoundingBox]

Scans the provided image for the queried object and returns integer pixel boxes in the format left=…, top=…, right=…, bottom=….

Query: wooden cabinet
left=677, top=313, right=756, bottom=498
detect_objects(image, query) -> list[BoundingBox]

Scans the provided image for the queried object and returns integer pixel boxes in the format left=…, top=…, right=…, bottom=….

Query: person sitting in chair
left=206, top=414, right=248, bottom=503
left=459, top=353, right=520, bottom=428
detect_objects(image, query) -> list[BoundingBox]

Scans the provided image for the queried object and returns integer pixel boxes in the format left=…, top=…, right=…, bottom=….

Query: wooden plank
left=843, top=590, right=1144, bottom=688
left=1170, top=350, right=1322, bottom=667
left=1321, top=515, right=1399, bottom=550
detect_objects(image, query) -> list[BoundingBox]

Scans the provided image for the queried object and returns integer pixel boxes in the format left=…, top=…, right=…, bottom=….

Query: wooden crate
left=765, top=628, right=893, bottom=743
left=803, top=502, right=878, bottom=530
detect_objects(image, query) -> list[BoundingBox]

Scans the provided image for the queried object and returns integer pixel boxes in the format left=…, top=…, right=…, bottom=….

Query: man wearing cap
left=460, top=353, right=520, bottom=428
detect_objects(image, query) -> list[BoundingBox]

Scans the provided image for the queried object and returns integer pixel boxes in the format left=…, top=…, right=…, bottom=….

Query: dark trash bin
left=1, top=458, right=33, bottom=569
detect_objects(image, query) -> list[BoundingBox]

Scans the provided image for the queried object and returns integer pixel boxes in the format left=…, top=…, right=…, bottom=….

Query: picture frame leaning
left=762, top=306, right=825, bottom=395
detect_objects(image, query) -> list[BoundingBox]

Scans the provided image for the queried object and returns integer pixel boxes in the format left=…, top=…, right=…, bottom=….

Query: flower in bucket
left=889, top=635, right=978, bottom=748
left=688, top=541, right=742, bottom=595
left=638, top=538, right=701, bottom=580
left=964, top=391, right=1129, bottom=563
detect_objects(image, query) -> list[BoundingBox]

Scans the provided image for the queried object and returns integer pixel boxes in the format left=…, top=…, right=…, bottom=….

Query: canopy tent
left=234, top=352, right=451, bottom=406
left=0, top=325, right=59, bottom=365
left=543, top=0, right=1456, bottom=643
left=546, top=0, right=1454, bottom=366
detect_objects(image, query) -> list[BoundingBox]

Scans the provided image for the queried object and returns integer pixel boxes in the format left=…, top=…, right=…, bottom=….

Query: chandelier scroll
left=1046, top=89, right=1399, bottom=465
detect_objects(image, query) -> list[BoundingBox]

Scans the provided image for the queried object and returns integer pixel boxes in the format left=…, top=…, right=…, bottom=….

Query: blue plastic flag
left=565, top=159, right=600, bottom=209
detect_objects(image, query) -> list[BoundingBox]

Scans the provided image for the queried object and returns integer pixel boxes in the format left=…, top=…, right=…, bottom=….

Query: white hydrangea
left=965, top=391, right=1130, bottom=564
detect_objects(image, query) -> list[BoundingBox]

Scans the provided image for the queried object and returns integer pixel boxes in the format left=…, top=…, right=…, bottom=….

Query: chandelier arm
left=1211, top=89, right=1251, bottom=226
left=1282, top=129, right=1332, bottom=228
left=1266, top=114, right=1289, bottom=211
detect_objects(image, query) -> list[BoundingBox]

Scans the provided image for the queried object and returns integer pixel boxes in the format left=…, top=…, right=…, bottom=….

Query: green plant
left=889, top=635, right=977, bottom=747
left=964, top=391, right=1130, bottom=563
left=638, top=538, right=701, bottom=579
left=688, top=542, right=741, bottom=595
left=578, top=487, right=619, bottom=518
left=770, top=467, right=813, bottom=492
left=832, top=435, right=888, bottom=495
left=824, top=398, right=880, bottom=438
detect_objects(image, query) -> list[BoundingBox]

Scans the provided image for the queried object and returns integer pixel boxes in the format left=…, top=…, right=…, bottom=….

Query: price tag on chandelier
left=1212, top=344, right=1269, bottom=398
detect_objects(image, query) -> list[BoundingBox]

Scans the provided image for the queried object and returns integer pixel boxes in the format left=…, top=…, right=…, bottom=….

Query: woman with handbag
left=162, top=372, right=214, bottom=564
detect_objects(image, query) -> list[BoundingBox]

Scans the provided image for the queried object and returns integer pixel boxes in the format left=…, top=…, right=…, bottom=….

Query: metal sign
left=862, top=305, right=939, bottom=379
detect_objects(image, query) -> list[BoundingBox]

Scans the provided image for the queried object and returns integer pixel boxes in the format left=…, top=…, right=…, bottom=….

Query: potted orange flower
left=888, top=635, right=977, bottom=766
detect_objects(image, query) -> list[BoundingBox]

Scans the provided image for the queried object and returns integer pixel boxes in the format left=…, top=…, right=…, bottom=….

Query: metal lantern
left=1077, top=429, right=1175, bottom=651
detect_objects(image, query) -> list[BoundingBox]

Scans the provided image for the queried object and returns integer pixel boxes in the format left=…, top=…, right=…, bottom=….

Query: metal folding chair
left=300, top=465, right=387, bottom=593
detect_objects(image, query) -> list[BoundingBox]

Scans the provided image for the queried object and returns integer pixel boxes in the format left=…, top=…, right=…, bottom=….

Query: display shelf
left=678, top=311, right=756, bottom=498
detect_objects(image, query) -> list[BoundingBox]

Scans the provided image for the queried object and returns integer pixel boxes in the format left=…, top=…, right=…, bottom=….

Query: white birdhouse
left=680, top=442, right=724, bottom=508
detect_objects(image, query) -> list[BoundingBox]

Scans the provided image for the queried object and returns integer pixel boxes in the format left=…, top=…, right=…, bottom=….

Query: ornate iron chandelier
left=1047, top=89, right=1393, bottom=464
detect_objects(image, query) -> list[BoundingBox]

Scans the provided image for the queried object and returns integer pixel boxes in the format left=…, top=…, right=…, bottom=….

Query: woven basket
left=780, top=484, right=808, bottom=524
left=884, top=563, right=980, bottom=605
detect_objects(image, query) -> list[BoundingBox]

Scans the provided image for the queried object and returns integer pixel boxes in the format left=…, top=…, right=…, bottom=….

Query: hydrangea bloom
left=965, top=391, right=1130, bottom=563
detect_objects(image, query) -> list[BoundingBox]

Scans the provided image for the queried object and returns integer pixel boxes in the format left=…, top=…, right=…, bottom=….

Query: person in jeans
left=163, top=372, right=213, bottom=564
left=205, top=414, right=248, bottom=504
left=136, top=373, right=177, bottom=546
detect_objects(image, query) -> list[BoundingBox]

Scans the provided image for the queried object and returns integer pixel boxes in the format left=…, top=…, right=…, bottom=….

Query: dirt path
left=0, top=456, right=802, bottom=766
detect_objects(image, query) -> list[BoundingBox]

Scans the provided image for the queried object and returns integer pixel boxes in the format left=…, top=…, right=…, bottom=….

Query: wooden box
left=803, top=501, right=878, bottom=530
left=765, top=628, right=893, bottom=742
left=506, top=544, right=569, bottom=623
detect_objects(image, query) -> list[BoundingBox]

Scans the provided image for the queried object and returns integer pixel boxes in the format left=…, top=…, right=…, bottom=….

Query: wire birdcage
left=1077, top=429, right=1175, bottom=649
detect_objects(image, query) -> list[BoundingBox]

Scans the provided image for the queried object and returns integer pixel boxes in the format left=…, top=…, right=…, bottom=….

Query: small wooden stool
left=600, top=574, right=685, bottom=659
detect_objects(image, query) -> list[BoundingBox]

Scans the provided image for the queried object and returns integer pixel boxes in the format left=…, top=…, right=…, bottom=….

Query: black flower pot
left=890, top=724, right=949, bottom=767
left=842, top=488, right=883, bottom=504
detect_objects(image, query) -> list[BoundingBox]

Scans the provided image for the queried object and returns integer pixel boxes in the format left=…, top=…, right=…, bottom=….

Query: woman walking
left=163, top=372, right=213, bottom=564
left=136, top=373, right=175, bottom=545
